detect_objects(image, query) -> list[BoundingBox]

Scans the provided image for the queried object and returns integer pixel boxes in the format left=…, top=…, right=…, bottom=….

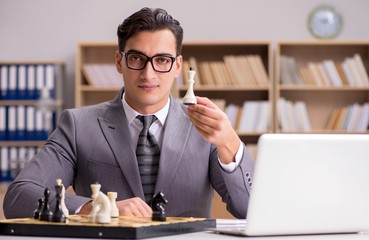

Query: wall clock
left=308, top=5, right=343, bottom=39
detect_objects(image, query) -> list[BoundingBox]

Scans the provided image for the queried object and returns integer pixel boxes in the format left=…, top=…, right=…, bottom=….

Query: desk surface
left=0, top=232, right=369, bottom=240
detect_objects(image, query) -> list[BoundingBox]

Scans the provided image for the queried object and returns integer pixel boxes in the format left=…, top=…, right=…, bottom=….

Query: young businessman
left=3, top=7, right=254, bottom=219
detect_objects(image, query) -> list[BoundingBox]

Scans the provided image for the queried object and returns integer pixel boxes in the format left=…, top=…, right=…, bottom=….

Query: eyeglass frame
left=120, top=51, right=178, bottom=73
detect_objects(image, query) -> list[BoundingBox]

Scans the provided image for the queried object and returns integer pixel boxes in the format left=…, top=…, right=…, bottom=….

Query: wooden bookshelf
left=275, top=41, right=369, bottom=133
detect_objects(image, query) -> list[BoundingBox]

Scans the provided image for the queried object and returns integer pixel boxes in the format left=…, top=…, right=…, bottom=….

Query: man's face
left=115, top=29, right=182, bottom=114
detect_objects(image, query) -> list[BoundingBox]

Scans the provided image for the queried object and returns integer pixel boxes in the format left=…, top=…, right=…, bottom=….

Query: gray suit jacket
left=3, top=89, right=254, bottom=219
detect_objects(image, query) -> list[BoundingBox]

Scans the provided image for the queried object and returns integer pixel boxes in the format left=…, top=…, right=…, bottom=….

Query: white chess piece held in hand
left=183, top=67, right=197, bottom=105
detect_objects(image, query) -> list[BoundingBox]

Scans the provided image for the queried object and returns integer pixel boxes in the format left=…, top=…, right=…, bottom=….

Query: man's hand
left=78, top=197, right=152, bottom=217
left=187, top=96, right=241, bottom=164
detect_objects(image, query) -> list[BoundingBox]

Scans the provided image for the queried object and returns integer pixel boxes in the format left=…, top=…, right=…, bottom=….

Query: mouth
left=138, top=84, right=159, bottom=91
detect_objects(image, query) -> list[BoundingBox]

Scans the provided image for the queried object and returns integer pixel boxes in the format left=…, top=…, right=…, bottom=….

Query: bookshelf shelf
left=178, top=86, right=270, bottom=91
left=80, top=86, right=121, bottom=92
left=0, top=141, right=46, bottom=147
left=275, top=41, right=369, bottom=133
left=0, top=99, right=64, bottom=106
left=280, top=86, right=369, bottom=91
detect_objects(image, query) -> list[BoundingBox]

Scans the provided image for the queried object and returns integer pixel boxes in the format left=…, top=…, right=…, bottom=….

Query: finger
left=195, top=96, right=218, bottom=109
left=117, top=198, right=152, bottom=217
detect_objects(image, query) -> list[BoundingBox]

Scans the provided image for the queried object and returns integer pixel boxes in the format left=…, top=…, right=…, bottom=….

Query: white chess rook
left=107, top=192, right=119, bottom=218
left=183, top=67, right=197, bottom=105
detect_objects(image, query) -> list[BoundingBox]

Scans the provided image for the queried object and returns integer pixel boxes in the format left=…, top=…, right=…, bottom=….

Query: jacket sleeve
left=210, top=143, right=255, bottom=219
left=3, top=110, right=91, bottom=219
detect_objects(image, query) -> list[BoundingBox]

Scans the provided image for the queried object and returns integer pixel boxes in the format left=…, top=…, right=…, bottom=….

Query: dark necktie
left=136, top=115, right=160, bottom=204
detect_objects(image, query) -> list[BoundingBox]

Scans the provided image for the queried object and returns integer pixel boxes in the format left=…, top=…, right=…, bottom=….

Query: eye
left=128, top=53, right=145, bottom=62
left=154, top=56, right=171, bottom=64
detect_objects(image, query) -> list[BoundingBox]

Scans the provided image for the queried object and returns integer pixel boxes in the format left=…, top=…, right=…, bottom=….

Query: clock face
left=308, top=5, right=343, bottom=39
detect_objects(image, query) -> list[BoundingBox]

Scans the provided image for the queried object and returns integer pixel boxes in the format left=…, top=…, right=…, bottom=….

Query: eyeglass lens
left=125, top=53, right=174, bottom=72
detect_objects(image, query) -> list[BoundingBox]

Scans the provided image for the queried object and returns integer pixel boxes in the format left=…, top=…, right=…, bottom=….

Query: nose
left=140, top=60, right=156, bottom=79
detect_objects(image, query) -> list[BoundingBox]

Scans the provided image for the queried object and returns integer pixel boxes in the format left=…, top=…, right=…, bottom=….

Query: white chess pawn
left=56, top=179, right=69, bottom=218
left=183, top=67, right=197, bottom=105
left=107, top=192, right=119, bottom=218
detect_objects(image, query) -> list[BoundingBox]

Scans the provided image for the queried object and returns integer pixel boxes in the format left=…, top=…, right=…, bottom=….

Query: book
left=188, top=57, right=202, bottom=85
left=345, top=58, right=364, bottom=86
left=307, top=62, right=324, bottom=86
left=223, top=55, right=243, bottom=86
left=238, top=101, right=259, bottom=132
left=322, top=60, right=343, bottom=86
left=17, top=106, right=26, bottom=141
left=247, top=55, right=268, bottom=86
left=326, top=107, right=340, bottom=130
left=8, top=65, right=17, bottom=99
left=0, top=147, right=9, bottom=180
left=225, top=104, right=240, bottom=129
left=335, top=62, right=349, bottom=85
left=0, top=65, right=8, bottom=99
left=198, top=62, right=214, bottom=86
left=7, top=106, right=17, bottom=140
left=83, top=64, right=122, bottom=87
left=357, top=103, right=369, bottom=131
left=240, top=56, right=257, bottom=86
left=26, top=65, right=37, bottom=99
left=17, top=65, right=27, bottom=100
left=255, top=101, right=270, bottom=132
left=294, top=101, right=312, bottom=131
left=353, top=54, right=369, bottom=86
left=0, top=107, right=6, bottom=140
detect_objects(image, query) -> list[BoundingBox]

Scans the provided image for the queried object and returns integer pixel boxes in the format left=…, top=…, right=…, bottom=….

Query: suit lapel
left=155, top=97, right=192, bottom=195
left=97, top=89, right=144, bottom=198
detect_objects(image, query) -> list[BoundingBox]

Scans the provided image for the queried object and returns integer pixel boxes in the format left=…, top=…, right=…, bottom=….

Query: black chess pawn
left=151, top=191, right=168, bottom=221
left=33, top=198, right=44, bottom=219
left=40, top=188, right=53, bottom=222
left=52, top=182, right=66, bottom=222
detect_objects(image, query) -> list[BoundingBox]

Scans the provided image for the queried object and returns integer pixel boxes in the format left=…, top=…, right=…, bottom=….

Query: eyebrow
left=126, top=49, right=175, bottom=57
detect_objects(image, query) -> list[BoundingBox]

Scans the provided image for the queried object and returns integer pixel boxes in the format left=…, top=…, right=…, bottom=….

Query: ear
left=174, top=55, right=183, bottom=78
left=115, top=50, right=123, bottom=73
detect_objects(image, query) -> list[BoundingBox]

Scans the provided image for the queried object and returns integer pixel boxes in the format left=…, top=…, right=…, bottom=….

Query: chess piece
left=107, top=192, right=119, bottom=218
left=56, top=179, right=69, bottom=217
left=40, top=188, right=53, bottom=222
left=33, top=198, right=44, bottom=219
left=88, top=183, right=111, bottom=224
left=182, top=67, right=197, bottom=105
left=88, top=183, right=101, bottom=223
left=52, top=180, right=66, bottom=222
left=151, top=191, right=168, bottom=221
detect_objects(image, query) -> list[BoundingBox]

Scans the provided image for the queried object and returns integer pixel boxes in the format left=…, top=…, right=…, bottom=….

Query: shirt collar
left=122, top=92, right=170, bottom=126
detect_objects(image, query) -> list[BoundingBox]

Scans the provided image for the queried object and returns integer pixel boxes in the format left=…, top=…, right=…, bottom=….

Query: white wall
left=1, top=0, right=368, bottom=108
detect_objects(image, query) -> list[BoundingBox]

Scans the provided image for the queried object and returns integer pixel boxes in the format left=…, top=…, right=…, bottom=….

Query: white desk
left=0, top=232, right=368, bottom=240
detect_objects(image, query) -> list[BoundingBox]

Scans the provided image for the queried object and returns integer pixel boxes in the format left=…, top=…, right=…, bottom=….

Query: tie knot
left=137, top=115, right=157, bottom=129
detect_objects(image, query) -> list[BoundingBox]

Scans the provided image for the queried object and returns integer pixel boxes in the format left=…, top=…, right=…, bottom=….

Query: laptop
left=213, top=133, right=369, bottom=236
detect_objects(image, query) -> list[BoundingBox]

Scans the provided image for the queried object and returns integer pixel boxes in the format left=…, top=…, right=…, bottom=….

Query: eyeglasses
left=121, top=51, right=177, bottom=73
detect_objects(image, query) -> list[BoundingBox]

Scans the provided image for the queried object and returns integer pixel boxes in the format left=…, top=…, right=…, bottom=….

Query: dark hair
left=117, top=8, right=183, bottom=55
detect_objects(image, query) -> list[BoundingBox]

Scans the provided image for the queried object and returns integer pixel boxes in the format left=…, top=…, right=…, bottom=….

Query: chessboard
left=0, top=215, right=216, bottom=239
